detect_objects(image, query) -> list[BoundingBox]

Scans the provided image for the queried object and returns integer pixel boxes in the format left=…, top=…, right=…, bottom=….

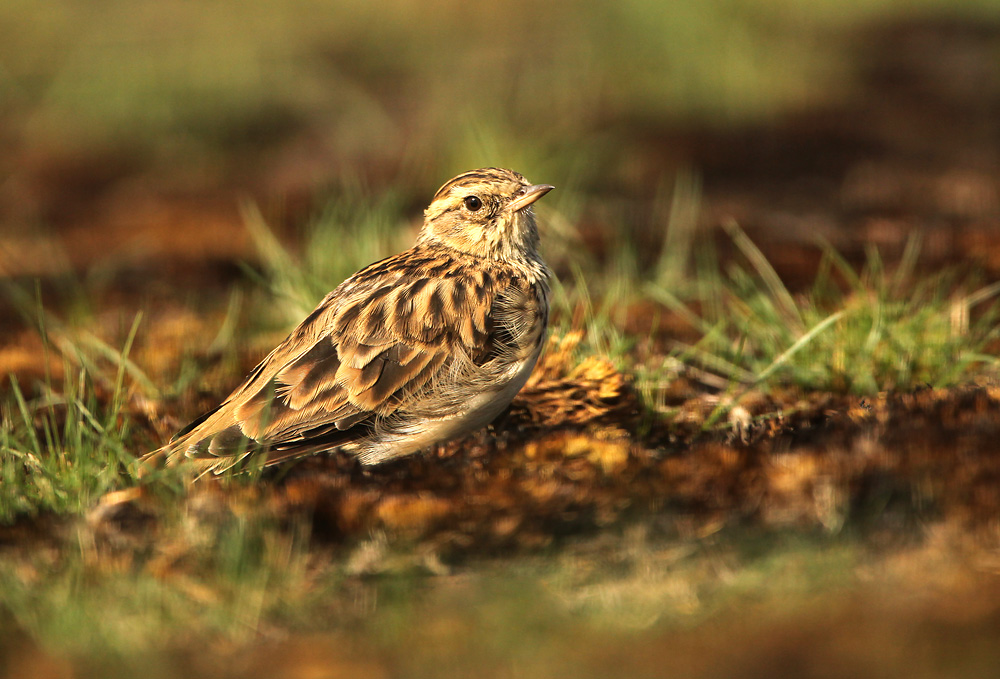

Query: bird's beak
left=509, top=184, right=555, bottom=212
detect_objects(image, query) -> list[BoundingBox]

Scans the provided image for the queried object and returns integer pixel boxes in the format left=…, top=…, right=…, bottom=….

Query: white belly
left=355, top=352, right=540, bottom=465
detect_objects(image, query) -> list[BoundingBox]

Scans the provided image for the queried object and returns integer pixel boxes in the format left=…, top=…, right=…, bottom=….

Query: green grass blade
left=723, top=219, right=803, bottom=330
left=754, top=310, right=846, bottom=384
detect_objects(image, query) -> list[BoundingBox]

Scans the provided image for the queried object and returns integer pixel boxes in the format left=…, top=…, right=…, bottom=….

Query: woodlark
left=146, top=168, right=553, bottom=475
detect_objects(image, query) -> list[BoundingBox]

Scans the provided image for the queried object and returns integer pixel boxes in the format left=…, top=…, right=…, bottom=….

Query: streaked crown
left=419, top=168, right=553, bottom=266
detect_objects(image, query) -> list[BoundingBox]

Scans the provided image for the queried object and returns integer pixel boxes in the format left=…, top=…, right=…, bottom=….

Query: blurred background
left=4, top=1, right=1000, bottom=678
left=3, top=0, right=999, bottom=285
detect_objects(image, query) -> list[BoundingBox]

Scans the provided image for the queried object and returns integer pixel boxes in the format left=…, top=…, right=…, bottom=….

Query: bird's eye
left=464, top=195, right=482, bottom=212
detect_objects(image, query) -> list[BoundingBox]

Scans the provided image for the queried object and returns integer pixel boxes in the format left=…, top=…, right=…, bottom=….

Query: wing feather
left=159, top=249, right=497, bottom=469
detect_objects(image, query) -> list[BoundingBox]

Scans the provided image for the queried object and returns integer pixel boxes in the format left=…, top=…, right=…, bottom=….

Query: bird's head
left=419, top=167, right=554, bottom=263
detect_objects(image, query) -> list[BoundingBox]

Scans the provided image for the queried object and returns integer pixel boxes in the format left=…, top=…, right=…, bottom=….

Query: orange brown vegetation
left=77, top=328, right=1000, bottom=567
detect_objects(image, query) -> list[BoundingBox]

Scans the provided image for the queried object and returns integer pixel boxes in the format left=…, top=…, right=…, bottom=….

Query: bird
left=144, top=168, right=554, bottom=476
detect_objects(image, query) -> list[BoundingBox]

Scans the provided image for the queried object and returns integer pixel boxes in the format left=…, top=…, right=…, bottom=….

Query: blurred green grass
left=0, top=515, right=865, bottom=670
left=3, top=0, right=998, bottom=189
left=647, top=225, right=1000, bottom=398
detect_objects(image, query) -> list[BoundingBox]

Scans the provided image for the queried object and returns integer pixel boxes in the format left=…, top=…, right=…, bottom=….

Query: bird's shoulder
left=299, top=244, right=531, bottom=349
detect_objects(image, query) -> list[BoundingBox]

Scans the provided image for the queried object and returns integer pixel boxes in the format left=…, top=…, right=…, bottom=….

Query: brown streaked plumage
left=145, top=168, right=553, bottom=475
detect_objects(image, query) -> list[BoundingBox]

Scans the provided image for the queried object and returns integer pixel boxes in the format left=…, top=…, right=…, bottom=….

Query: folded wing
left=150, top=252, right=495, bottom=473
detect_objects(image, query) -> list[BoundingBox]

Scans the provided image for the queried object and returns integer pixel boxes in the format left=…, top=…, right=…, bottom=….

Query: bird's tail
left=137, top=439, right=233, bottom=479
